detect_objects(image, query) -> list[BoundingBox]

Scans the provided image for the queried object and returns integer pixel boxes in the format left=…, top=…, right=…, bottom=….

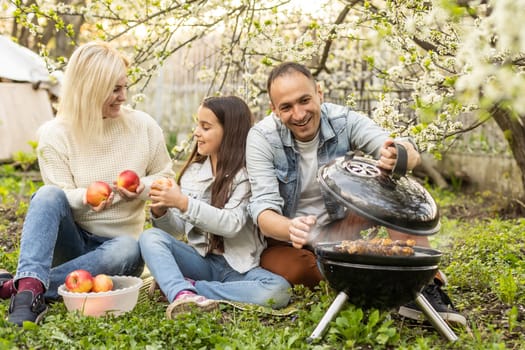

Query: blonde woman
left=0, top=41, right=174, bottom=326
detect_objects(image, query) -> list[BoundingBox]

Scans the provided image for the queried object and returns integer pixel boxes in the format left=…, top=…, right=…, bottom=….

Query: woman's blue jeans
left=139, top=228, right=291, bottom=308
left=15, top=185, right=144, bottom=300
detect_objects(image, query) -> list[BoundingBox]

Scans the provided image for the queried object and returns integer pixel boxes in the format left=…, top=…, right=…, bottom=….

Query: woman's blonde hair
left=56, top=41, right=129, bottom=143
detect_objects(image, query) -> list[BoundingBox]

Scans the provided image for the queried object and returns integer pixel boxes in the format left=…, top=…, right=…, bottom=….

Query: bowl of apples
left=58, top=270, right=143, bottom=317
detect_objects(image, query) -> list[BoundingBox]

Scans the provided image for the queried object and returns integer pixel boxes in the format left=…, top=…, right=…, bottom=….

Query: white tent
left=0, top=36, right=60, bottom=160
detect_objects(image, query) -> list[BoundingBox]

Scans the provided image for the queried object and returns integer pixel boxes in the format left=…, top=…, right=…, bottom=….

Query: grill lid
left=317, top=153, right=440, bottom=235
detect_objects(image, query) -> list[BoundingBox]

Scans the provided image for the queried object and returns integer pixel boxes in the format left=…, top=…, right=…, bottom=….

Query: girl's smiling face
left=193, top=105, right=224, bottom=168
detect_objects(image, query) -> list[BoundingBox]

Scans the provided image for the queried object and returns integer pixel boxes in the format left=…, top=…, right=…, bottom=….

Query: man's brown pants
left=260, top=214, right=373, bottom=289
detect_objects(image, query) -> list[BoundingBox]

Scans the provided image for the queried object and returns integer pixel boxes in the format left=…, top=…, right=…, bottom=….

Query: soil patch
left=438, top=191, right=524, bottom=220
left=0, top=206, right=23, bottom=253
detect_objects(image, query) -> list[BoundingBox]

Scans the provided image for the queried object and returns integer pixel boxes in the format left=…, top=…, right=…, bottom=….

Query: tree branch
left=313, top=0, right=357, bottom=77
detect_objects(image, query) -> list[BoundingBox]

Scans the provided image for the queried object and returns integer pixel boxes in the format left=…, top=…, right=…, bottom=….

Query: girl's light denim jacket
left=151, top=157, right=265, bottom=273
left=246, top=102, right=402, bottom=225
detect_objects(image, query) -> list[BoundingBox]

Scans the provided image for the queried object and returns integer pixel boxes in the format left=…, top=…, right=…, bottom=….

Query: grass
left=0, top=170, right=524, bottom=349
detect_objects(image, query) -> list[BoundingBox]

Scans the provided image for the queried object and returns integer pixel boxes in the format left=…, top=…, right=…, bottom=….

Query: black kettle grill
left=307, top=149, right=458, bottom=342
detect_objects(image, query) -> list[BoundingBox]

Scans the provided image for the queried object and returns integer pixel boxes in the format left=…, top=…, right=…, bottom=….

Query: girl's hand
left=149, top=179, right=189, bottom=212
left=150, top=205, right=168, bottom=218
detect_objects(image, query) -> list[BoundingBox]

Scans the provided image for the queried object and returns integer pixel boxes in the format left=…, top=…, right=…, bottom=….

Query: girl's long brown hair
left=178, top=96, right=253, bottom=253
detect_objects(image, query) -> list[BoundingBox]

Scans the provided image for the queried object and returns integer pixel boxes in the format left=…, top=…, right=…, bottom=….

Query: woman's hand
left=113, top=182, right=145, bottom=201
left=288, top=215, right=317, bottom=249
left=83, top=191, right=115, bottom=212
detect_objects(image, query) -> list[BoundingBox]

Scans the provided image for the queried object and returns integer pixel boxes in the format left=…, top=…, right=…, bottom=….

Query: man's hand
left=377, top=138, right=397, bottom=171
left=377, top=138, right=421, bottom=172
left=288, top=215, right=317, bottom=249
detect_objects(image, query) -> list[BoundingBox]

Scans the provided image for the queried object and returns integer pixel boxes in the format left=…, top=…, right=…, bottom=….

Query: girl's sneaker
left=165, top=290, right=218, bottom=319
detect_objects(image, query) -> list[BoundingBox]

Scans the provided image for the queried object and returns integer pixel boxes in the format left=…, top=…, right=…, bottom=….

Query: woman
left=139, top=96, right=291, bottom=319
left=1, top=41, right=174, bottom=326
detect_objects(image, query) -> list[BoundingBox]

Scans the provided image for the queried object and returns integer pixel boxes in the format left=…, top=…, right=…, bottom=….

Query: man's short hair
left=266, top=62, right=315, bottom=97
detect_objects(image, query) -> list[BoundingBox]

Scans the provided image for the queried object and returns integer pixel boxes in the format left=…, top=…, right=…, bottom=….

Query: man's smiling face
left=269, top=71, right=323, bottom=142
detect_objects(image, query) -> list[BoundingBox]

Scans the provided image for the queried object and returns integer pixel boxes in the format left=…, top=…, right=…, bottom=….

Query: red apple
left=92, top=274, right=113, bottom=293
left=117, top=170, right=140, bottom=192
left=152, top=177, right=173, bottom=189
left=65, top=269, right=94, bottom=293
left=86, top=181, right=112, bottom=206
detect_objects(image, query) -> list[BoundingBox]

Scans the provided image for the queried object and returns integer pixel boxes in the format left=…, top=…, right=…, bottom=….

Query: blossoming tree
left=2, top=0, right=525, bottom=194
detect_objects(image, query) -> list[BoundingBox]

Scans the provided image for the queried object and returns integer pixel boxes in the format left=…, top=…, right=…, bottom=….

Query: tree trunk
left=52, top=14, right=84, bottom=58
left=491, top=105, right=525, bottom=199
left=10, top=0, right=85, bottom=57
left=413, top=153, right=449, bottom=189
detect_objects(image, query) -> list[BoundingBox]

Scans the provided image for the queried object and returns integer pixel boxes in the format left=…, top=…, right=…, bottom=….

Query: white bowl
left=58, top=275, right=143, bottom=317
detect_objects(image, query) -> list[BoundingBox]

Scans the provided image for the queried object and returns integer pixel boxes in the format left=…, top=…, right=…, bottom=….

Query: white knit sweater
left=37, top=108, right=174, bottom=239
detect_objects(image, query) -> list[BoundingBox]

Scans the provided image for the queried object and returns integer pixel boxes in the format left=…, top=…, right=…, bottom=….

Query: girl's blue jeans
left=15, top=185, right=144, bottom=300
left=139, top=228, right=291, bottom=308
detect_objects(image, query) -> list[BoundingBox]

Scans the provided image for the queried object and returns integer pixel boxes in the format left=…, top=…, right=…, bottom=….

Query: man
left=246, top=61, right=466, bottom=326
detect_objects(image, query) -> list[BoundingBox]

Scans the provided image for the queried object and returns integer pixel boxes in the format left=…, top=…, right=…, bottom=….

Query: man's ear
left=316, top=83, right=324, bottom=103
left=269, top=101, right=277, bottom=115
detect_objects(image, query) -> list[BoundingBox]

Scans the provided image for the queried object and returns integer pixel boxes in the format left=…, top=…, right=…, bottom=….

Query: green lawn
left=0, top=169, right=523, bottom=349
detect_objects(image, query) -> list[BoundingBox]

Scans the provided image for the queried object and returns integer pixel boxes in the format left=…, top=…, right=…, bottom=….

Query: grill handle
left=391, top=142, right=408, bottom=180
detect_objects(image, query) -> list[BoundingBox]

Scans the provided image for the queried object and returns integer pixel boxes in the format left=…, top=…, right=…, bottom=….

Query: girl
left=139, top=96, right=290, bottom=319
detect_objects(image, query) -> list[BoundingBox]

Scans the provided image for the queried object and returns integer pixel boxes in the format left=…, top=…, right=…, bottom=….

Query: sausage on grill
left=335, top=238, right=416, bottom=256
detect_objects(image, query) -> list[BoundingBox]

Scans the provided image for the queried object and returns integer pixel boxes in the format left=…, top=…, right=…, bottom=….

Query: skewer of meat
left=335, top=238, right=416, bottom=256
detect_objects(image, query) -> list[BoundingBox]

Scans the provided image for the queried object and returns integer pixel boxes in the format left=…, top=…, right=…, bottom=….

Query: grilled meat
left=335, top=238, right=416, bottom=256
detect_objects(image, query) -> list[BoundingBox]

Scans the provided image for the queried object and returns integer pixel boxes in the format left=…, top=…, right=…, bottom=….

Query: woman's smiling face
left=102, top=75, right=127, bottom=119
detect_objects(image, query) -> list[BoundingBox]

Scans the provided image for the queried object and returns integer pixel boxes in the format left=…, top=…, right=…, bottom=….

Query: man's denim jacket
left=246, top=102, right=392, bottom=225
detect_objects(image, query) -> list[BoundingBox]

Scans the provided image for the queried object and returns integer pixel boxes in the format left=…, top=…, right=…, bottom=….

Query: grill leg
left=307, top=291, right=349, bottom=343
left=414, top=292, right=458, bottom=342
